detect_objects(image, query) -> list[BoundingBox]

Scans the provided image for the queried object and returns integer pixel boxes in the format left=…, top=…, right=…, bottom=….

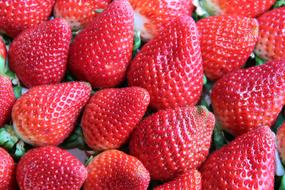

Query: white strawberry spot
left=134, top=10, right=153, bottom=41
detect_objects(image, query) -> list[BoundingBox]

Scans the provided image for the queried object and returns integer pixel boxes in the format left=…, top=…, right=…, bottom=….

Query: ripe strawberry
left=54, top=0, right=111, bottom=30
left=81, top=87, right=150, bottom=151
left=0, top=0, right=55, bottom=38
left=12, top=82, right=91, bottom=146
left=154, top=170, right=201, bottom=190
left=0, top=147, right=16, bottom=190
left=129, top=106, right=215, bottom=181
left=129, top=0, right=194, bottom=41
left=201, top=126, right=275, bottom=190
left=255, top=7, right=285, bottom=61
left=128, top=16, right=203, bottom=110
left=69, top=0, right=134, bottom=89
left=200, top=0, right=275, bottom=18
left=211, top=60, right=285, bottom=136
left=0, top=37, right=6, bottom=62
left=9, top=18, right=72, bottom=88
left=84, top=150, right=150, bottom=190
left=17, top=146, right=87, bottom=190
left=277, top=122, right=285, bottom=163
left=197, top=16, right=258, bottom=80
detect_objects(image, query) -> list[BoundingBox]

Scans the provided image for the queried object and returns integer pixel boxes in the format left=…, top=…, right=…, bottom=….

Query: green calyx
left=132, top=30, right=141, bottom=57
left=274, top=0, right=285, bottom=8
left=60, top=126, right=90, bottom=150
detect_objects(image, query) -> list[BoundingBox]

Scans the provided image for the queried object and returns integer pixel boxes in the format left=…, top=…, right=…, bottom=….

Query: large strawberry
left=201, top=126, right=275, bottom=190
left=129, top=0, right=194, bottom=41
left=0, top=147, right=16, bottom=190
left=128, top=16, right=203, bottom=110
left=255, top=7, right=285, bottom=61
left=69, top=0, right=134, bottom=89
left=54, top=0, right=111, bottom=30
left=277, top=122, right=285, bottom=163
left=9, top=18, right=71, bottom=88
left=12, top=82, right=91, bottom=146
left=81, top=87, right=150, bottom=151
left=17, top=146, right=87, bottom=190
left=197, top=16, right=258, bottom=80
left=0, top=0, right=55, bottom=38
left=84, top=150, right=150, bottom=190
left=211, top=60, right=285, bottom=136
left=129, top=106, right=215, bottom=181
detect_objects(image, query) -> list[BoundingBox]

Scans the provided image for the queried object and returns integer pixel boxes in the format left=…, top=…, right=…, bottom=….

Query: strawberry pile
left=0, top=0, right=284, bottom=189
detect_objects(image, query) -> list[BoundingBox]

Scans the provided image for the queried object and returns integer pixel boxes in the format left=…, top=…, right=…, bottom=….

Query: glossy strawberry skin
left=82, top=87, right=150, bottom=151
left=0, top=0, right=55, bottom=38
left=154, top=170, right=201, bottom=190
left=201, top=126, right=275, bottom=190
left=0, top=148, right=16, bottom=190
left=54, top=0, right=111, bottom=30
left=277, top=123, right=285, bottom=163
left=255, top=7, right=285, bottom=61
left=129, top=106, right=215, bottom=181
left=84, top=150, right=150, bottom=190
left=69, top=0, right=134, bottom=89
left=9, top=18, right=72, bottom=88
left=128, top=16, right=203, bottom=110
left=0, top=37, right=6, bottom=61
left=197, top=16, right=258, bottom=80
left=12, top=82, right=91, bottom=146
left=17, top=146, right=87, bottom=190
left=211, top=60, right=285, bottom=136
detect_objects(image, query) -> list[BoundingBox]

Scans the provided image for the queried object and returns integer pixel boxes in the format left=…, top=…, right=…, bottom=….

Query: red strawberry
left=200, top=0, right=275, bottom=18
left=17, top=146, right=87, bottom=190
left=9, top=18, right=71, bottom=88
left=54, top=0, right=111, bottom=30
left=154, top=170, right=201, bottom=190
left=197, top=16, right=258, bottom=80
left=69, top=0, right=134, bottom=89
left=128, top=16, right=203, bottom=110
left=0, top=147, right=16, bottom=190
left=129, top=0, right=194, bottom=41
left=0, top=0, right=55, bottom=38
left=129, top=106, right=215, bottom=181
left=84, top=150, right=150, bottom=190
left=0, top=37, right=6, bottom=62
left=12, top=82, right=91, bottom=146
left=255, top=7, right=285, bottom=61
left=201, top=126, right=275, bottom=190
left=277, top=122, right=285, bottom=163
left=211, top=60, right=285, bottom=136
left=81, top=87, right=150, bottom=151
left=0, top=76, right=16, bottom=127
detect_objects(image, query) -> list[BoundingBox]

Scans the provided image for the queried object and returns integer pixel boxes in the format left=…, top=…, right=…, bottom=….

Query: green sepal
left=272, top=110, right=285, bottom=133
left=14, top=140, right=26, bottom=160
left=203, top=75, right=207, bottom=85
left=213, top=122, right=227, bottom=150
left=0, top=56, right=6, bottom=75
left=280, top=175, right=285, bottom=190
left=85, top=155, right=94, bottom=166
left=132, top=30, right=141, bottom=57
left=255, top=54, right=266, bottom=66
left=95, top=9, right=104, bottom=13
left=60, top=126, right=90, bottom=150
left=274, top=0, right=285, bottom=8
left=13, top=86, right=22, bottom=99
left=0, top=125, right=19, bottom=150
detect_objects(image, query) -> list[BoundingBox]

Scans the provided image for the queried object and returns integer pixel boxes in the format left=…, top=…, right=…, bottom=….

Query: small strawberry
left=197, top=16, right=258, bottom=80
left=12, top=82, right=91, bottom=146
left=16, top=146, right=87, bottom=190
left=0, top=0, right=55, bottom=38
left=9, top=18, right=72, bottom=88
left=54, top=0, right=111, bottom=30
left=255, top=7, right=285, bottom=61
left=81, top=87, right=150, bottom=151
left=129, top=0, right=194, bottom=41
left=0, top=147, right=16, bottom=190
left=154, top=170, right=201, bottom=190
left=211, top=60, right=285, bottom=136
left=129, top=106, right=215, bottom=181
left=277, top=122, right=285, bottom=163
left=84, top=150, right=150, bottom=190
left=128, top=16, right=203, bottom=110
left=201, top=126, right=275, bottom=190
left=69, top=0, right=134, bottom=89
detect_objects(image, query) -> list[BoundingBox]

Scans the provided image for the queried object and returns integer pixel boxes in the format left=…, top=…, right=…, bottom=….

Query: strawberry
left=129, top=106, right=215, bottom=181
left=12, top=82, right=91, bottom=146
left=81, top=87, right=150, bottom=151
left=277, top=122, right=285, bottom=163
left=200, top=0, right=275, bottom=18
left=16, top=146, right=87, bottom=190
left=69, top=0, right=134, bottom=89
left=84, top=149, right=150, bottom=190
left=201, top=126, right=275, bottom=190
left=9, top=18, right=72, bottom=88
left=0, top=0, right=55, bottom=38
left=54, top=0, right=111, bottom=30
left=0, top=37, right=6, bottom=62
left=154, top=170, right=201, bottom=190
left=197, top=16, right=258, bottom=80
left=255, top=7, right=285, bottom=61
left=128, top=16, right=203, bottom=110
left=0, top=147, right=16, bottom=190
left=211, top=60, right=285, bottom=136
left=129, top=0, right=194, bottom=41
